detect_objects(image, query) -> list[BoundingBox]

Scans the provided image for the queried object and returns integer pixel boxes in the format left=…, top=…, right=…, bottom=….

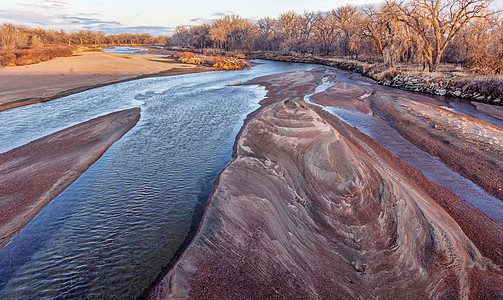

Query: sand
left=0, top=51, right=211, bottom=111
left=151, top=98, right=503, bottom=299
left=473, top=102, right=503, bottom=121
left=149, top=70, right=503, bottom=299
left=0, top=108, right=141, bottom=249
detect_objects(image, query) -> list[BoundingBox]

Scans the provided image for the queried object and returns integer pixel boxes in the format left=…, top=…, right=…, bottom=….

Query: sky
left=0, top=0, right=385, bottom=36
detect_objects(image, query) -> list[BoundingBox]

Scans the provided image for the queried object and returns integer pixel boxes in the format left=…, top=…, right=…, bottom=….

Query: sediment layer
left=0, top=108, right=141, bottom=249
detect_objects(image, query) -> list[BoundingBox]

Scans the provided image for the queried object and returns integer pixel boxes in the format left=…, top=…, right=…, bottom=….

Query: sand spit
left=0, top=108, right=140, bottom=249
left=150, top=100, right=503, bottom=299
left=244, top=69, right=325, bottom=104
left=0, top=51, right=211, bottom=111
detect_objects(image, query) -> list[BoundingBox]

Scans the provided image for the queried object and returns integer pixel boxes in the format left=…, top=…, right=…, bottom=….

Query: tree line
left=0, top=23, right=171, bottom=67
left=170, top=0, right=502, bottom=73
left=0, top=23, right=170, bottom=49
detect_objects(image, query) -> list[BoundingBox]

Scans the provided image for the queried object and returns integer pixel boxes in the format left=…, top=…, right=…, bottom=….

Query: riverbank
left=0, top=108, right=140, bottom=249
left=254, top=53, right=502, bottom=106
left=0, top=51, right=212, bottom=111
left=171, top=47, right=503, bottom=107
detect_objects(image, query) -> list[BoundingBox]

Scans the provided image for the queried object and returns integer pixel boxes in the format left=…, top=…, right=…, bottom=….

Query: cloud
left=0, top=8, right=172, bottom=35
left=210, top=11, right=236, bottom=17
left=18, top=0, right=70, bottom=10
left=60, top=15, right=121, bottom=26
left=190, top=17, right=207, bottom=23
left=190, top=11, right=238, bottom=24
left=88, top=25, right=174, bottom=36
left=0, top=9, right=55, bottom=26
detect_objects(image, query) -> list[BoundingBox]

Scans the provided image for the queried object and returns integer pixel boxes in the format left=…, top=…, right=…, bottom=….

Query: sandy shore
left=0, top=108, right=140, bottom=249
left=0, top=51, right=212, bottom=111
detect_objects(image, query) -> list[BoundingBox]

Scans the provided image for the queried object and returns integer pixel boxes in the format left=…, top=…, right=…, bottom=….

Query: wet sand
left=473, top=102, right=503, bottom=121
left=0, top=108, right=141, bottom=249
left=0, top=51, right=211, bottom=111
left=301, top=69, right=503, bottom=201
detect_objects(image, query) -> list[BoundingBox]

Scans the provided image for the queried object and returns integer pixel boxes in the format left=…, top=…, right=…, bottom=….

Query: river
left=0, top=56, right=502, bottom=298
left=0, top=60, right=315, bottom=298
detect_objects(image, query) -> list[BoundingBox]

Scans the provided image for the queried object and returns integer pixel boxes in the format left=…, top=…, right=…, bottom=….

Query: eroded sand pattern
left=152, top=99, right=503, bottom=299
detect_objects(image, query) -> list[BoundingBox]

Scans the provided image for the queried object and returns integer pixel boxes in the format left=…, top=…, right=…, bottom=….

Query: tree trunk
left=429, top=56, right=441, bottom=72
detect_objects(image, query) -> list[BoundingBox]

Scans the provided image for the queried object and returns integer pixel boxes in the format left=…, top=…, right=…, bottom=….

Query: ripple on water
left=0, top=60, right=316, bottom=298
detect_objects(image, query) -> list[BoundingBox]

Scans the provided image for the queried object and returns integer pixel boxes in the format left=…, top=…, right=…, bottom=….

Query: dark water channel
left=0, top=60, right=314, bottom=298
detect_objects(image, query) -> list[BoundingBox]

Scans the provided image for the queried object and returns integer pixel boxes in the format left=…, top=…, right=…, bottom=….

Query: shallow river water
left=0, top=60, right=314, bottom=298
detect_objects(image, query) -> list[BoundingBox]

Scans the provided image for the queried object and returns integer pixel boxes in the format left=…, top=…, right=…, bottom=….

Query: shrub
left=0, top=44, right=74, bottom=67
left=213, top=59, right=250, bottom=70
left=173, top=51, right=250, bottom=70
left=373, top=68, right=401, bottom=81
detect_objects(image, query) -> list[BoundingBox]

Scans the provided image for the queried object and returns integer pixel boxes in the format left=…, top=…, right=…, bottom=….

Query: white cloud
left=18, top=0, right=70, bottom=10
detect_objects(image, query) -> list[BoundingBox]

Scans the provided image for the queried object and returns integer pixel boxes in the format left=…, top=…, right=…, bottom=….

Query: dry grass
left=173, top=51, right=250, bottom=70
left=0, top=44, right=74, bottom=67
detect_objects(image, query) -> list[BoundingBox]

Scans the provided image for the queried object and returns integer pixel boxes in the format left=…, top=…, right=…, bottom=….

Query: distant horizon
left=0, top=0, right=387, bottom=36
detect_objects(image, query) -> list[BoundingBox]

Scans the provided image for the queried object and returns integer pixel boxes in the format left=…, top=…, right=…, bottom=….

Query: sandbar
left=0, top=51, right=211, bottom=111
left=0, top=108, right=141, bottom=249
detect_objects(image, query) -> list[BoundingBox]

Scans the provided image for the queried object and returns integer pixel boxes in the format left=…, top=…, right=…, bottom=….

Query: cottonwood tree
left=189, top=24, right=212, bottom=49
left=394, top=0, right=498, bottom=72
left=298, top=11, right=316, bottom=53
left=464, top=16, right=503, bottom=74
left=333, top=5, right=364, bottom=59
left=277, top=11, right=302, bottom=52
left=364, top=3, right=402, bottom=66
left=0, top=23, right=28, bottom=49
left=172, top=25, right=191, bottom=48
left=254, top=17, right=277, bottom=51
left=314, top=11, right=338, bottom=55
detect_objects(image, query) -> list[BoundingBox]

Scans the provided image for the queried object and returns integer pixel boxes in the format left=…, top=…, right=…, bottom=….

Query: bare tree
left=394, top=0, right=498, bottom=72
left=190, top=24, right=212, bottom=49
left=298, top=11, right=316, bottom=53
left=364, top=3, right=401, bottom=66
left=172, top=25, right=191, bottom=48
left=255, top=17, right=277, bottom=51
left=277, top=11, right=302, bottom=52
left=333, top=5, right=364, bottom=58
left=464, top=15, right=503, bottom=74
left=313, top=12, right=338, bottom=55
